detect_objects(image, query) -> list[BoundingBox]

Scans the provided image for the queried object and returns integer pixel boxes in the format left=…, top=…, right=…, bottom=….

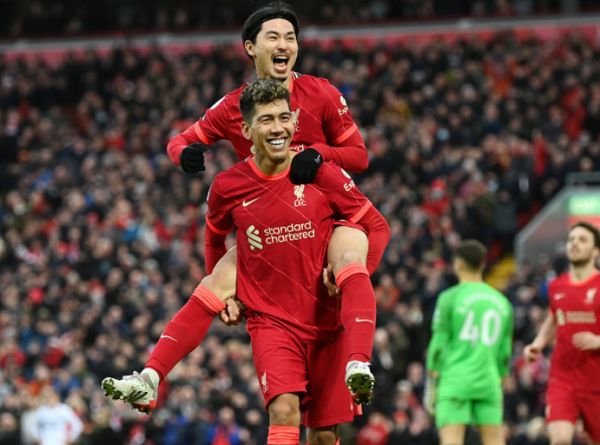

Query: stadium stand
left=1, top=16, right=600, bottom=445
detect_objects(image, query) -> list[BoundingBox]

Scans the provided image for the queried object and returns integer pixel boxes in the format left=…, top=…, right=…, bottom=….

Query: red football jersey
left=548, top=271, right=600, bottom=390
left=206, top=159, right=372, bottom=342
left=170, top=72, right=362, bottom=167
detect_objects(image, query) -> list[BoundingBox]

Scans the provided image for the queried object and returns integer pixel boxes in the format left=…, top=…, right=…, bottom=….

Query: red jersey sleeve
left=166, top=94, right=234, bottom=166
left=311, top=79, right=368, bottom=173
left=205, top=175, right=235, bottom=272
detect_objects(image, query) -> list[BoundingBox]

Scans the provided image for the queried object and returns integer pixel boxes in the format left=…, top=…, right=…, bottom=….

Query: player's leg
left=547, top=422, right=575, bottom=445
left=474, top=398, right=505, bottom=445
left=102, top=248, right=238, bottom=412
left=478, top=426, right=505, bottom=445
left=576, top=390, right=600, bottom=445
left=328, top=224, right=375, bottom=403
left=439, top=425, right=467, bottom=445
left=545, top=382, right=579, bottom=445
left=303, top=333, right=360, bottom=436
left=436, top=398, right=470, bottom=445
left=249, top=321, right=308, bottom=445
left=268, top=393, right=301, bottom=445
left=306, top=425, right=338, bottom=445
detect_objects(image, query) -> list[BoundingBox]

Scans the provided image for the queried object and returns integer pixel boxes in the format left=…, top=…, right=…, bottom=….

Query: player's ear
left=244, top=40, right=255, bottom=58
left=241, top=121, right=252, bottom=140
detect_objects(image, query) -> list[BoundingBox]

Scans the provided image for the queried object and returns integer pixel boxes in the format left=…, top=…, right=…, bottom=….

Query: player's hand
left=322, top=264, right=340, bottom=297
left=423, top=376, right=437, bottom=415
left=523, top=343, right=543, bottom=362
left=179, top=143, right=208, bottom=173
left=290, top=148, right=323, bottom=184
left=572, top=331, right=600, bottom=350
left=218, top=298, right=245, bottom=326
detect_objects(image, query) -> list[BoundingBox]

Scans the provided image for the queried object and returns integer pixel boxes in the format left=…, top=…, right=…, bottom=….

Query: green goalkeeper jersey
left=426, top=282, right=513, bottom=400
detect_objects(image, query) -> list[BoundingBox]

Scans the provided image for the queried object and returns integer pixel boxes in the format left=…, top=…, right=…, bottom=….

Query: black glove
left=290, top=148, right=323, bottom=184
left=179, top=143, right=208, bottom=173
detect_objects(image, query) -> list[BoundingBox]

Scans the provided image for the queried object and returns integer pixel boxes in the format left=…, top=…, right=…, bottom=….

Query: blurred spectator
left=1, top=0, right=595, bottom=39
left=26, top=386, right=83, bottom=445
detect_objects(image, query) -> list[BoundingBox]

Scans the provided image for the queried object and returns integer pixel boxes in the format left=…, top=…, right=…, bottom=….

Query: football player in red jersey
left=524, top=221, right=600, bottom=445
left=106, top=1, right=377, bottom=408
left=105, top=79, right=389, bottom=445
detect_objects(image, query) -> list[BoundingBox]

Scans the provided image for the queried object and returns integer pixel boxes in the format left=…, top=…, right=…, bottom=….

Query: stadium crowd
left=1, top=28, right=600, bottom=445
left=2, top=0, right=600, bottom=38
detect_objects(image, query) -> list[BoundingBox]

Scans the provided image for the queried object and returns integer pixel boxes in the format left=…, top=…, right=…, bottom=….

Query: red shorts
left=546, top=378, right=600, bottom=442
left=248, top=319, right=360, bottom=428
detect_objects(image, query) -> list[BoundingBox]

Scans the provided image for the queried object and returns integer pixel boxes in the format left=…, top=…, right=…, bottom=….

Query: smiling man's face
left=244, top=18, right=298, bottom=84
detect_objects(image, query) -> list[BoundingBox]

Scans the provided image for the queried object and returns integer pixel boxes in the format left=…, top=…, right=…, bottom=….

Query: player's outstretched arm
left=524, top=312, right=555, bottom=361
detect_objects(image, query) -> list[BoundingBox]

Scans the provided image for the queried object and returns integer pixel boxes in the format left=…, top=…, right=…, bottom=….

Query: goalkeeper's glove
left=179, top=143, right=208, bottom=173
left=290, top=148, right=323, bottom=184
left=423, top=376, right=437, bottom=416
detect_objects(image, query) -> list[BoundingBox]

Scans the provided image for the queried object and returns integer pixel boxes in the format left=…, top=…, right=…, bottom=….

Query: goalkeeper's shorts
left=435, top=396, right=502, bottom=427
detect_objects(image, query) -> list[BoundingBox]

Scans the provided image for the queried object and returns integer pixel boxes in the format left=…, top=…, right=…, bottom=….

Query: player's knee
left=268, top=394, right=300, bottom=426
left=307, top=427, right=337, bottom=445
left=328, top=227, right=368, bottom=272
left=199, top=273, right=235, bottom=303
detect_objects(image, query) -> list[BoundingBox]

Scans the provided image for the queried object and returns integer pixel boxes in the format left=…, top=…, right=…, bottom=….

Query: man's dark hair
left=569, top=221, right=600, bottom=248
left=241, top=2, right=300, bottom=44
left=240, top=78, right=290, bottom=123
left=454, top=239, right=487, bottom=271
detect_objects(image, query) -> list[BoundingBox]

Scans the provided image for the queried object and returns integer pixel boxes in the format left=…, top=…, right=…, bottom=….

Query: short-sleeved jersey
left=206, top=159, right=372, bottom=342
left=548, top=272, right=600, bottom=391
left=427, top=282, right=513, bottom=400
left=193, top=73, right=359, bottom=161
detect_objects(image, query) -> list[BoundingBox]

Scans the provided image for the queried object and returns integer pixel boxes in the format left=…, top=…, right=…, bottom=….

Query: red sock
left=145, top=285, right=225, bottom=379
left=267, top=425, right=300, bottom=445
left=336, top=264, right=376, bottom=363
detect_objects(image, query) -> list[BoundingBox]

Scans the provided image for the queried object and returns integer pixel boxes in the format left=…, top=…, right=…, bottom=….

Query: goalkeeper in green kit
left=425, top=239, right=513, bottom=445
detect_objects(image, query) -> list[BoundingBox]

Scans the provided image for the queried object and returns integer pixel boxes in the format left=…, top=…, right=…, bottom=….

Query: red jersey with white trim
left=206, top=160, right=372, bottom=342
left=174, top=73, right=363, bottom=168
left=548, top=271, right=600, bottom=390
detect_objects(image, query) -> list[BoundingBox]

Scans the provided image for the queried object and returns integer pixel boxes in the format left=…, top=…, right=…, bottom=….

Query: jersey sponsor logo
left=566, top=310, right=597, bottom=324
left=264, top=221, right=315, bottom=245
left=338, top=95, right=349, bottom=115
left=341, top=168, right=355, bottom=191
left=557, top=308, right=597, bottom=324
left=586, top=288, right=597, bottom=304
left=242, top=197, right=260, bottom=207
left=293, top=185, right=307, bottom=207
left=246, top=225, right=263, bottom=251
left=554, top=292, right=566, bottom=300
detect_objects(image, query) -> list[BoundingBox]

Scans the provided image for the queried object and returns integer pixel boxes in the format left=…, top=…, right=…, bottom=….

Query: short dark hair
left=454, top=239, right=487, bottom=270
left=241, top=2, right=300, bottom=45
left=240, top=78, right=290, bottom=123
left=569, top=221, right=600, bottom=248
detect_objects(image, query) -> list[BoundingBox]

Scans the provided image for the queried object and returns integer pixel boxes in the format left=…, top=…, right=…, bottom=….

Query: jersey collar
left=248, top=157, right=290, bottom=181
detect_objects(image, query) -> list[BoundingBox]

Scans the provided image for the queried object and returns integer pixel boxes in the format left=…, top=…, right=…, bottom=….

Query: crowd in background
left=2, top=0, right=600, bottom=39
left=1, top=28, right=600, bottom=445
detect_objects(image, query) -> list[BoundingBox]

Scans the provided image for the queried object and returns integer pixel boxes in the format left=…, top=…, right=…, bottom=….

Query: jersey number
left=459, top=309, right=501, bottom=346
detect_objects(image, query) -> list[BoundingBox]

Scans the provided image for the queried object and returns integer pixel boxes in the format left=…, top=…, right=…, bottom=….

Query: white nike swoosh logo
left=355, top=317, right=375, bottom=324
left=242, top=197, right=260, bottom=207
left=555, top=293, right=566, bottom=300
left=160, top=335, right=178, bottom=342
